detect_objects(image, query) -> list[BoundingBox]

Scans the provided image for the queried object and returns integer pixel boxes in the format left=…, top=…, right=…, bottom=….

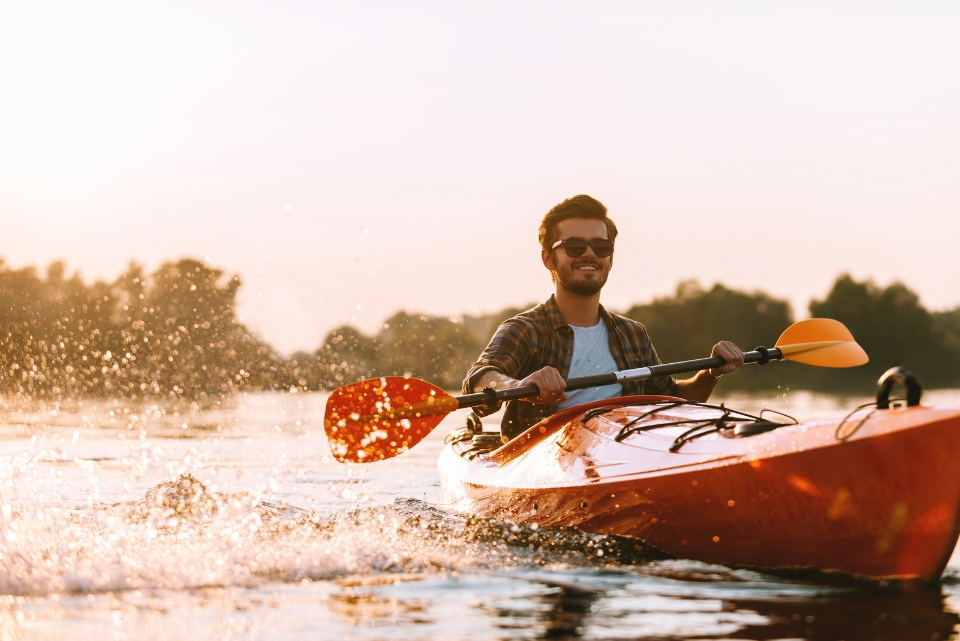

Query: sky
left=2, top=1, right=958, bottom=353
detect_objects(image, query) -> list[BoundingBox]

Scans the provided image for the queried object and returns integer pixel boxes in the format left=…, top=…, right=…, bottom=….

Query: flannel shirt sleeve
left=462, top=318, right=532, bottom=416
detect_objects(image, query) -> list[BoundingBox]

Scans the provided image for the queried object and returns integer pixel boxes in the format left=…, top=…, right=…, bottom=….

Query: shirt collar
left=543, top=295, right=615, bottom=332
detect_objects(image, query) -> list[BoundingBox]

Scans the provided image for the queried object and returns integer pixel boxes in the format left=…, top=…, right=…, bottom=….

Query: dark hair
left=538, top=194, right=618, bottom=250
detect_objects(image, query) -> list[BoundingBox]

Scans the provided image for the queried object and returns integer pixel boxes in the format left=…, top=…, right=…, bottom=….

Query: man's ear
left=541, top=249, right=556, bottom=271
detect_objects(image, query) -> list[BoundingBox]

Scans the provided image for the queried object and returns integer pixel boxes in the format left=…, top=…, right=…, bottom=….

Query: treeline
left=0, top=259, right=281, bottom=400
left=622, top=277, right=960, bottom=391
left=2, top=257, right=959, bottom=400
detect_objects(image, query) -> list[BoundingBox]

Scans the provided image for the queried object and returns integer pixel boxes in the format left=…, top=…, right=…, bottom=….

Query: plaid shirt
left=463, top=295, right=678, bottom=439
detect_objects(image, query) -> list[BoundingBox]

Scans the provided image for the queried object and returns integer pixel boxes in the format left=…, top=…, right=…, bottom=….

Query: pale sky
left=2, top=2, right=958, bottom=353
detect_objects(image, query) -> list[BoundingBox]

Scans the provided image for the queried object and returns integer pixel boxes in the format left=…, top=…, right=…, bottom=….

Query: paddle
left=323, top=318, right=867, bottom=464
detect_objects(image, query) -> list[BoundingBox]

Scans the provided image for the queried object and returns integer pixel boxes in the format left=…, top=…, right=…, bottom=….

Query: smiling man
left=463, top=194, right=745, bottom=440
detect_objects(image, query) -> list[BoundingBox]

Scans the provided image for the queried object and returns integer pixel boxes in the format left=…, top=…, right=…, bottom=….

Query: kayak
left=323, top=321, right=949, bottom=581
left=438, top=386, right=960, bottom=583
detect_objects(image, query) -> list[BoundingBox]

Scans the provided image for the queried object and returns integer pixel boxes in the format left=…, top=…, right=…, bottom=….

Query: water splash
left=0, top=473, right=671, bottom=597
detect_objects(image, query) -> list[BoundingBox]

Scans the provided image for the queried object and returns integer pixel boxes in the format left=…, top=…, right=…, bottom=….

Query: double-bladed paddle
left=323, top=318, right=868, bottom=464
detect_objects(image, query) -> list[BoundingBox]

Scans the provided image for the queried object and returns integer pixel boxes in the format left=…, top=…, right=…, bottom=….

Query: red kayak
left=438, top=388, right=960, bottom=582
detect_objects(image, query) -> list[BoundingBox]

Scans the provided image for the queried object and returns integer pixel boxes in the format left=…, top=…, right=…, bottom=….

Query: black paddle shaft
left=455, top=347, right=783, bottom=410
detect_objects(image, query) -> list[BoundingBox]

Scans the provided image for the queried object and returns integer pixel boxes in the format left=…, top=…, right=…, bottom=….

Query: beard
left=555, top=261, right=609, bottom=296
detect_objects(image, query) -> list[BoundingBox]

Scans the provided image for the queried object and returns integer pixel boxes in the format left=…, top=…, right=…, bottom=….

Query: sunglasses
left=550, top=237, right=615, bottom=258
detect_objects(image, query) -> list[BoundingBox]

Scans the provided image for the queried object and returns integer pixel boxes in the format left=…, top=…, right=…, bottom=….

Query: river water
left=2, top=388, right=960, bottom=640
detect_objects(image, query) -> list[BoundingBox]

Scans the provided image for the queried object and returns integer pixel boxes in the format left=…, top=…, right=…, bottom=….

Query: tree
left=622, top=281, right=795, bottom=390
left=809, top=275, right=960, bottom=388
left=314, top=326, right=381, bottom=389
left=377, top=312, right=480, bottom=389
left=0, top=258, right=280, bottom=400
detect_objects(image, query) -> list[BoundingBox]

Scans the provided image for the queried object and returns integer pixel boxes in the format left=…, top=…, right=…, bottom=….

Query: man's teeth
left=577, top=265, right=598, bottom=271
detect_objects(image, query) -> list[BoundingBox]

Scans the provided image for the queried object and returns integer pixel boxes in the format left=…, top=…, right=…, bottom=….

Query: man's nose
left=582, top=245, right=597, bottom=258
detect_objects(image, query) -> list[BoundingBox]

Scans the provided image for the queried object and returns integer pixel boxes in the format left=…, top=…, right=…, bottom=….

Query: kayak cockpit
left=578, top=400, right=798, bottom=452
left=445, top=425, right=506, bottom=460
left=446, top=399, right=799, bottom=461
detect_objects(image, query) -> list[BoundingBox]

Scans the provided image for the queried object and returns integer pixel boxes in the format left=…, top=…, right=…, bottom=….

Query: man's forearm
left=675, top=370, right=722, bottom=403
left=472, top=369, right=520, bottom=393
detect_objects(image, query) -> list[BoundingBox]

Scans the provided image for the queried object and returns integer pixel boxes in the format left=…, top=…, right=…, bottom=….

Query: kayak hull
left=438, top=396, right=960, bottom=582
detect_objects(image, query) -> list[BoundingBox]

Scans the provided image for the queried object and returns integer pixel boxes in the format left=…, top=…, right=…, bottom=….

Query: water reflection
left=330, top=575, right=433, bottom=628
left=330, top=568, right=960, bottom=640
left=715, top=589, right=958, bottom=641
left=530, top=581, right=597, bottom=639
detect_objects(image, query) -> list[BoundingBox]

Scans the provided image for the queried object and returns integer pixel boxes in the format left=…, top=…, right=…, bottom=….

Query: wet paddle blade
left=775, top=318, right=869, bottom=368
left=324, top=376, right=459, bottom=463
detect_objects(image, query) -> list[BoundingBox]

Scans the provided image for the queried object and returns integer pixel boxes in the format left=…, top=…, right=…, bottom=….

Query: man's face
left=542, top=218, right=613, bottom=297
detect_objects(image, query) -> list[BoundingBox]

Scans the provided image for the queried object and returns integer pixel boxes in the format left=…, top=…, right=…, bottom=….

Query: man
left=463, top=194, right=745, bottom=440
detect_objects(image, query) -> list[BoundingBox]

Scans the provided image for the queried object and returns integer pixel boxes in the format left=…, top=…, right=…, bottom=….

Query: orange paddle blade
left=324, top=376, right=458, bottom=463
left=775, top=318, right=869, bottom=368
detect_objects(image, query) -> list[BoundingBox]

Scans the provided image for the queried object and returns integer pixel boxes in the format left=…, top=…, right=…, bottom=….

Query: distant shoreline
left=3, top=258, right=958, bottom=400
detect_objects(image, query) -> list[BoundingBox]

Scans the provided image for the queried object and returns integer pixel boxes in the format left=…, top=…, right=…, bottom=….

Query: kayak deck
left=438, top=395, right=960, bottom=582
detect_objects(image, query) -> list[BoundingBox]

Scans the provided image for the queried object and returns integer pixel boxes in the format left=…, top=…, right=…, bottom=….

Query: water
left=2, top=389, right=960, bottom=640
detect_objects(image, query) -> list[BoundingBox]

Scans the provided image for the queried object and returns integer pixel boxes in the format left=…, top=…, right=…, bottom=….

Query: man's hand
left=708, top=341, right=745, bottom=377
left=518, top=366, right=567, bottom=404
left=676, top=340, right=744, bottom=402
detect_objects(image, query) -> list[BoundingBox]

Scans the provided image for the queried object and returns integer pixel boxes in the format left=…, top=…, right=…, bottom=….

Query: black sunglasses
left=550, top=237, right=614, bottom=258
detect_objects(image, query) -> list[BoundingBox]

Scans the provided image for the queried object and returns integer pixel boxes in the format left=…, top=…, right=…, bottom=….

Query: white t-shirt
left=556, top=320, right=623, bottom=411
